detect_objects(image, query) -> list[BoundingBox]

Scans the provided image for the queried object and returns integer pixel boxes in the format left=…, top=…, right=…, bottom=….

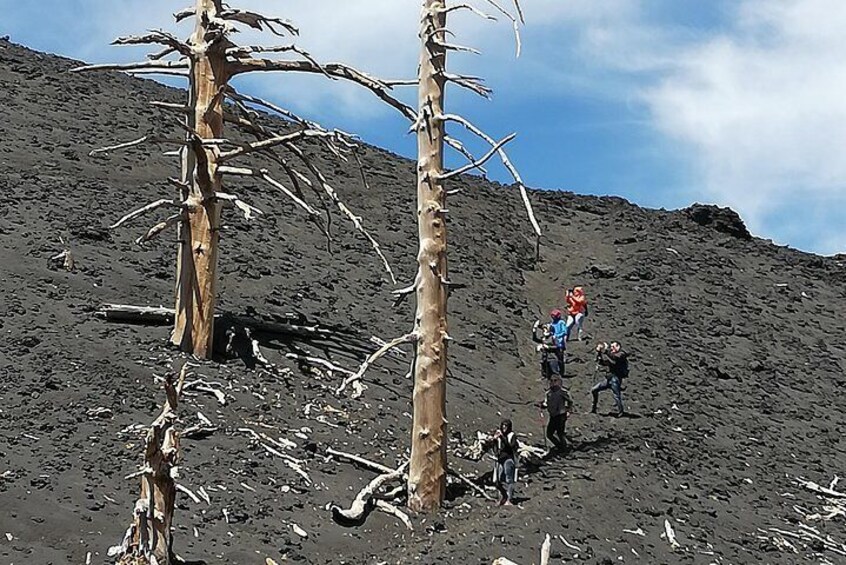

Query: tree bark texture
left=115, top=371, right=185, bottom=565
left=172, top=0, right=227, bottom=358
left=408, top=0, right=449, bottom=513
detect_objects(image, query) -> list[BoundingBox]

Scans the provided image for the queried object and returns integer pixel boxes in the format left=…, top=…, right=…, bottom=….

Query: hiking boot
left=613, top=410, right=625, bottom=418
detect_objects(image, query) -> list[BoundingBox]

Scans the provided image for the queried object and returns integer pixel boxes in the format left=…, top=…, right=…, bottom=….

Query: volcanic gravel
left=1, top=39, right=845, bottom=564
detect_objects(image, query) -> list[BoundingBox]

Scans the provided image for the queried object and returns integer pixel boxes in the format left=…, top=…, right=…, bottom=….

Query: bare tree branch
left=226, top=44, right=329, bottom=77
left=442, top=72, right=492, bottom=98
left=173, top=6, right=195, bottom=22
left=111, top=199, right=183, bottom=229
left=479, top=0, right=523, bottom=56
left=440, top=3, right=497, bottom=21
left=150, top=101, right=189, bottom=113
left=88, top=134, right=183, bottom=156
left=70, top=59, right=189, bottom=74
left=113, top=30, right=191, bottom=57
left=330, top=461, right=409, bottom=524
left=217, top=129, right=332, bottom=162
left=436, top=133, right=515, bottom=180
left=210, top=192, right=263, bottom=221
left=439, top=113, right=541, bottom=240
left=259, top=169, right=331, bottom=241
left=286, top=143, right=397, bottom=284
left=136, top=214, right=182, bottom=245
left=226, top=87, right=320, bottom=129
left=218, top=9, right=299, bottom=37
left=374, top=500, right=413, bottom=530
left=227, top=59, right=417, bottom=121
left=338, top=332, right=418, bottom=396
left=444, top=136, right=488, bottom=176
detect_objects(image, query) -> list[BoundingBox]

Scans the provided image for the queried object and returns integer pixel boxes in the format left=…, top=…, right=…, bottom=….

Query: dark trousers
left=541, top=349, right=565, bottom=379
left=546, top=413, right=567, bottom=449
left=592, top=375, right=624, bottom=414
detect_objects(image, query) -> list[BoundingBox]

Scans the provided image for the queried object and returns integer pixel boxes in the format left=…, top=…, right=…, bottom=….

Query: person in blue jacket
left=548, top=309, right=568, bottom=370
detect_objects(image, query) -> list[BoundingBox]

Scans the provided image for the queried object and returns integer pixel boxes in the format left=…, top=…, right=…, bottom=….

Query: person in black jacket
left=483, top=419, right=519, bottom=506
left=544, top=376, right=572, bottom=451
left=591, top=341, right=628, bottom=417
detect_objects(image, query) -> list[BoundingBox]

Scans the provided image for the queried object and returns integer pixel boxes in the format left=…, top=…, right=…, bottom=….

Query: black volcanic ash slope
left=1, top=39, right=845, bottom=564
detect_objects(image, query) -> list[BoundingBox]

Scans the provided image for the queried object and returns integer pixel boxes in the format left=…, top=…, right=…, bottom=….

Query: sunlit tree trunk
left=172, top=0, right=226, bottom=358
left=408, top=0, right=449, bottom=513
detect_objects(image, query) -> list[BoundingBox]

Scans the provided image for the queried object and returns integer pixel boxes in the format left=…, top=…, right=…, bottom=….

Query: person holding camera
left=482, top=419, right=520, bottom=506
left=591, top=341, right=628, bottom=417
left=565, top=286, right=588, bottom=341
left=532, top=319, right=563, bottom=380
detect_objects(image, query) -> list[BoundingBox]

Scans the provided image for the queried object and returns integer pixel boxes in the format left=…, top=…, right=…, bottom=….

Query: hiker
left=543, top=376, right=572, bottom=451
left=565, top=287, right=588, bottom=341
left=482, top=419, right=520, bottom=506
left=548, top=309, right=568, bottom=368
left=532, top=320, right=562, bottom=379
left=591, top=341, right=628, bottom=417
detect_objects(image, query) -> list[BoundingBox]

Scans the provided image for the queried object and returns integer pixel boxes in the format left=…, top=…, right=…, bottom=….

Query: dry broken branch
left=71, top=59, right=189, bottom=74
left=437, top=133, right=516, bottom=180
left=218, top=9, right=298, bottom=36
left=439, top=113, right=541, bottom=244
left=113, top=30, right=191, bottom=57
left=227, top=58, right=417, bottom=121
left=136, top=213, right=182, bottom=245
left=325, top=447, right=395, bottom=475
left=211, top=192, right=263, bottom=221
left=330, top=461, right=409, bottom=526
left=216, top=129, right=332, bottom=162
left=338, top=332, right=418, bottom=396
left=111, top=199, right=183, bottom=229
left=286, top=143, right=397, bottom=283
left=88, top=134, right=183, bottom=156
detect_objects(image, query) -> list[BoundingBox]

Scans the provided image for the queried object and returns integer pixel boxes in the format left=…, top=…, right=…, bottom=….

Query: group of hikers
left=482, top=285, right=631, bottom=506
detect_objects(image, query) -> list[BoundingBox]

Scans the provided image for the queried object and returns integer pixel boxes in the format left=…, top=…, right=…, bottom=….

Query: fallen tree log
left=96, top=303, right=380, bottom=358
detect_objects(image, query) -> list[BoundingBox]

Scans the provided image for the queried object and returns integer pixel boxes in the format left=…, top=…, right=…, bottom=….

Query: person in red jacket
left=565, top=286, right=588, bottom=341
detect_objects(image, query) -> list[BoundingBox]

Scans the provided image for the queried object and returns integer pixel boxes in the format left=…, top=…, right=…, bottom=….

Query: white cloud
left=642, top=0, right=846, bottom=253
left=6, top=0, right=844, bottom=253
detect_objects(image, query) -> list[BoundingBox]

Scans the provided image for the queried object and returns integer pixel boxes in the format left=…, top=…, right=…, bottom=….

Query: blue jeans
left=496, top=459, right=517, bottom=501
left=592, top=375, right=623, bottom=413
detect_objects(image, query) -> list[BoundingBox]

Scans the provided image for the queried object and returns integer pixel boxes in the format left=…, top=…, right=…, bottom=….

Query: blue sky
left=3, top=0, right=844, bottom=255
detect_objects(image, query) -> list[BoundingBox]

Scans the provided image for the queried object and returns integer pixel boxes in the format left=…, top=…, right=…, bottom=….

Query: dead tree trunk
left=172, top=0, right=227, bottom=358
left=74, top=3, right=412, bottom=361
left=408, top=0, right=449, bottom=513
left=111, top=368, right=186, bottom=565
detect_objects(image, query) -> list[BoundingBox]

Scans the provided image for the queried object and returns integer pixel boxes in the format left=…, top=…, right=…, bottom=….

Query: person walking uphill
left=565, top=287, right=588, bottom=341
left=482, top=419, right=520, bottom=506
left=532, top=320, right=562, bottom=379
left=591, top=341, right=628, bottom=417
left=548, top=309, right=567, bottom=367
left=544, top=376, right=572, bottom=452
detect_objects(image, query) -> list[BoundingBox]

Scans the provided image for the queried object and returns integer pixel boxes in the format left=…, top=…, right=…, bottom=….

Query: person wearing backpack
left=591, top=341, right=628, bottom=417
left=482, top=419, right=520, bottom=506
left=565, top=287, right=588, bottom=341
